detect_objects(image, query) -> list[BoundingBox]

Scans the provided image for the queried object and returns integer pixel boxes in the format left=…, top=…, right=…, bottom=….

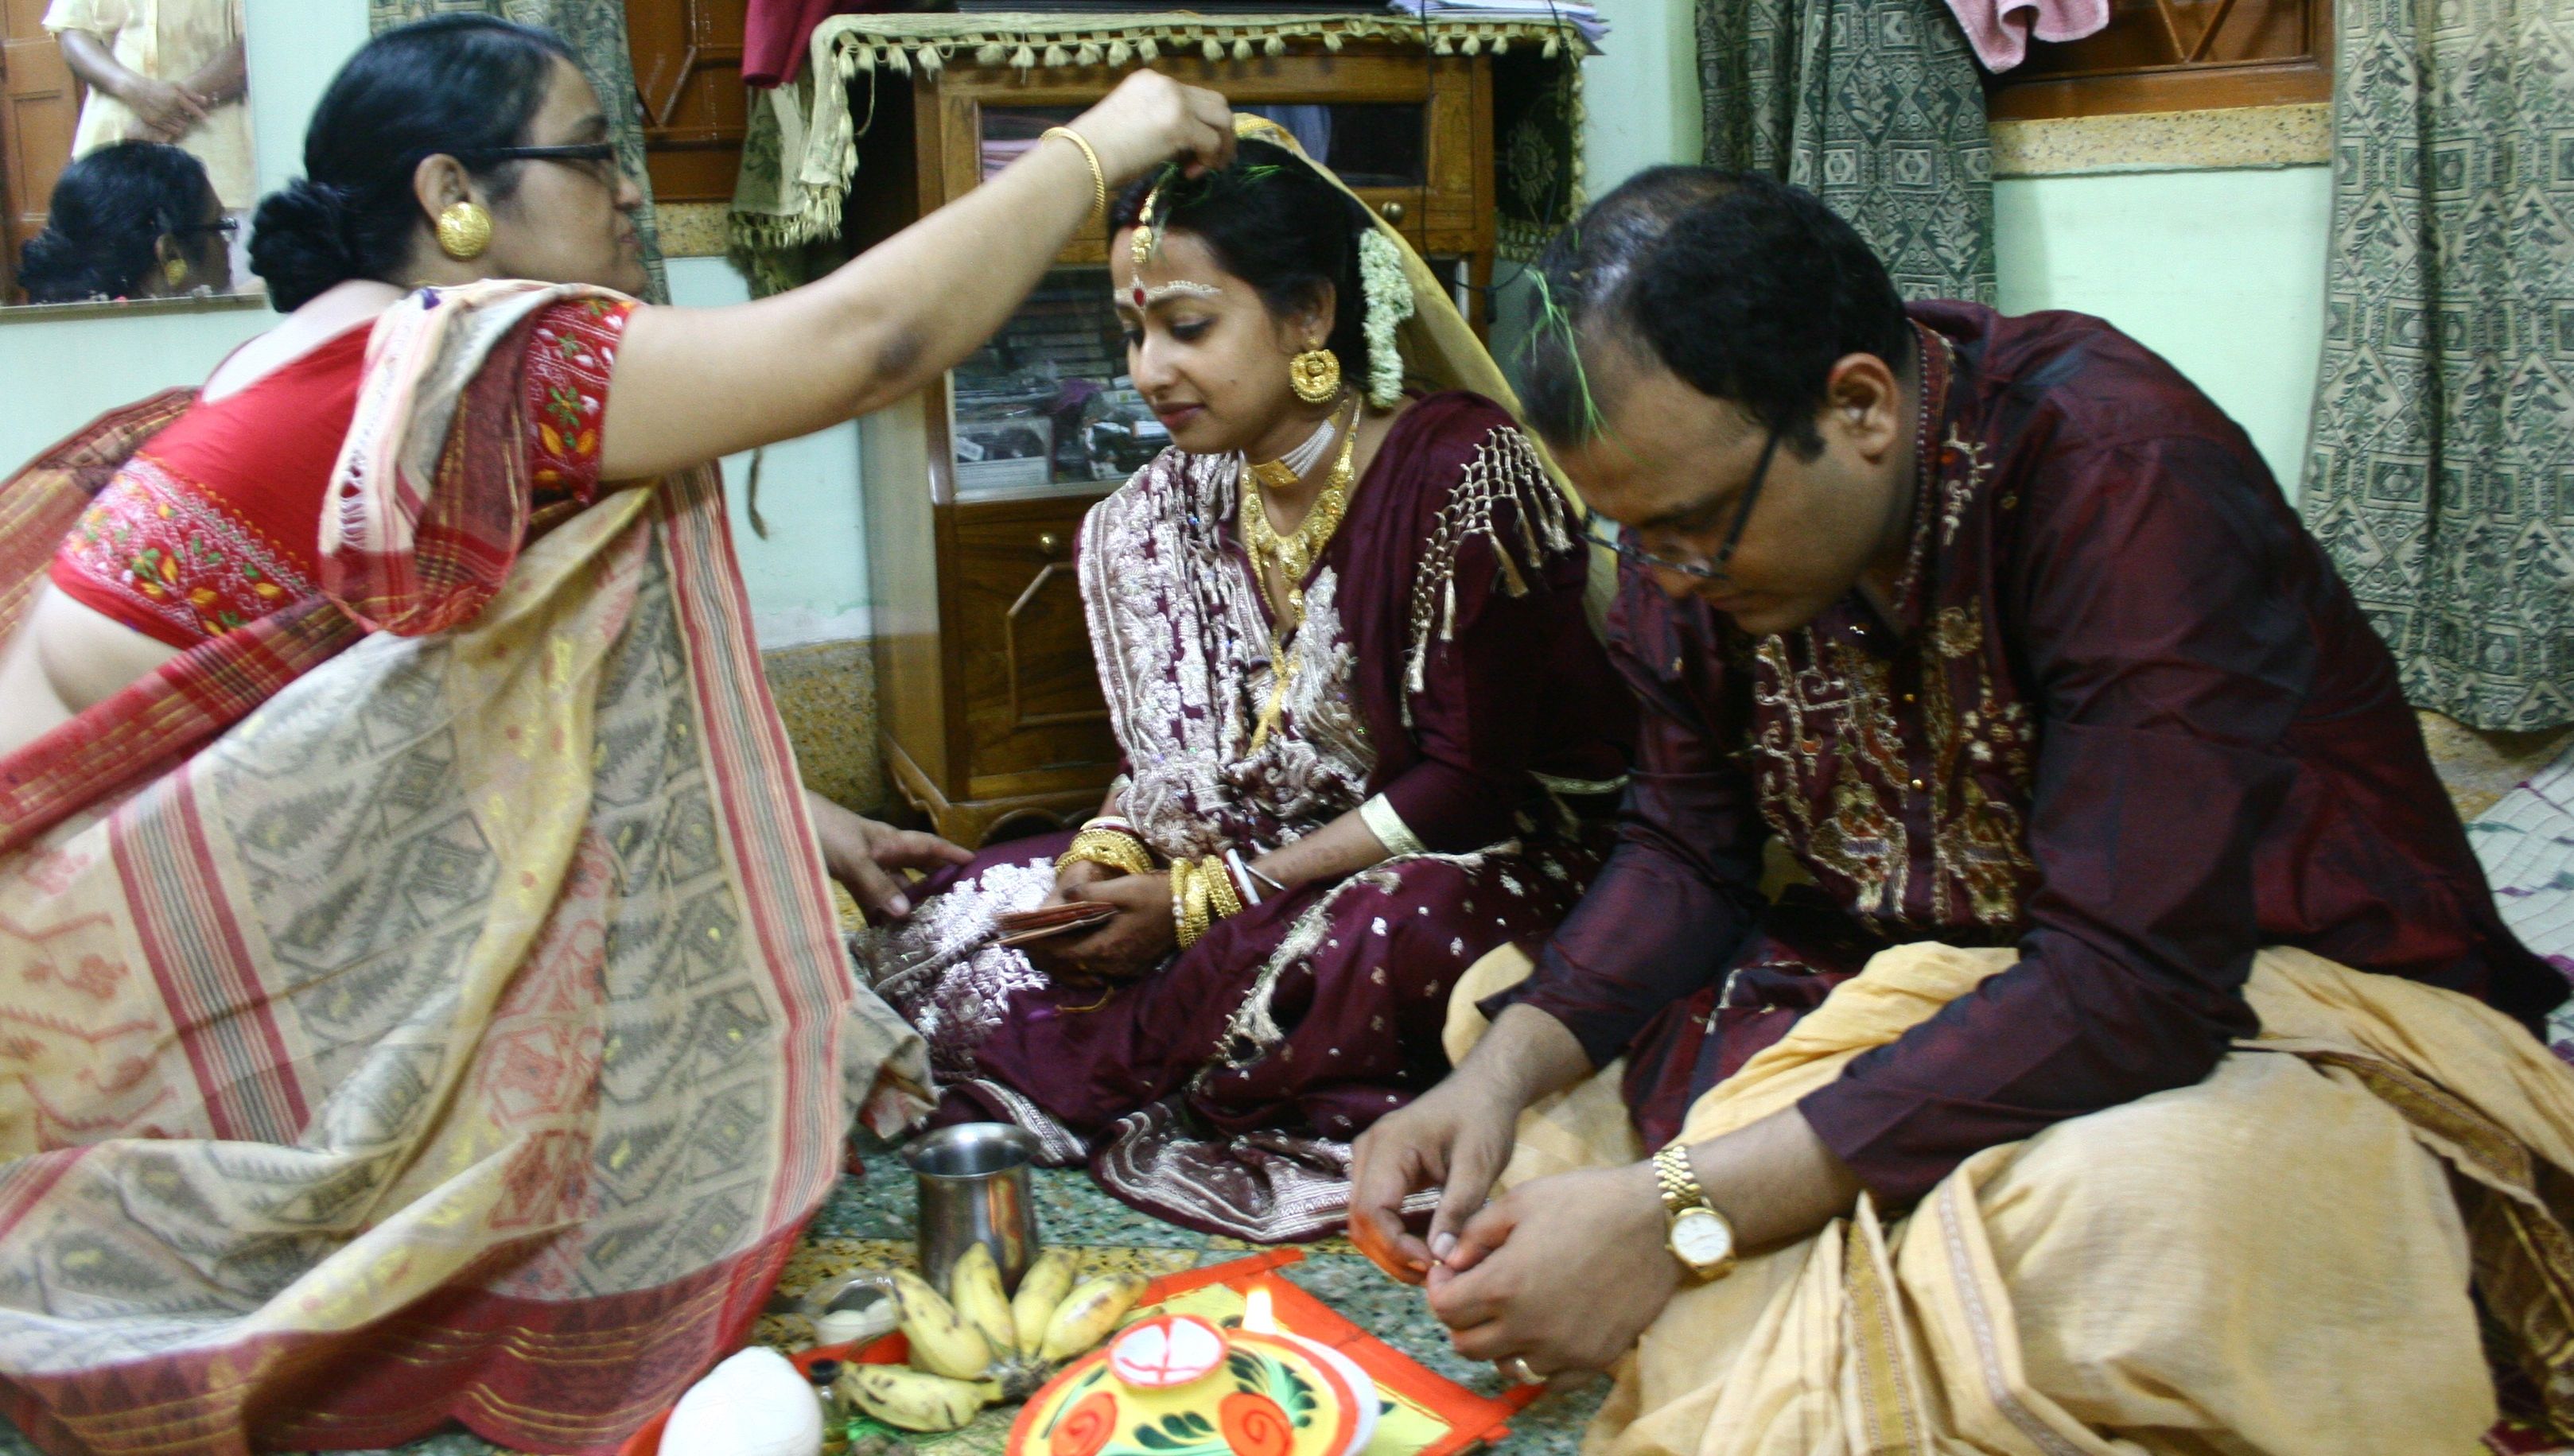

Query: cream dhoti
left=1446, top=942, right=2574, bottom=1455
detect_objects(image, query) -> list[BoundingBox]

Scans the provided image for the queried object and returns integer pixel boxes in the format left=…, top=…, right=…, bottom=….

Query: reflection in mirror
left=5, top=0, right=256, bottom=305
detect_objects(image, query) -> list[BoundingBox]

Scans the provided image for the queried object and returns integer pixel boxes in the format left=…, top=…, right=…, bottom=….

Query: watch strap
left=1652, top=1145, right=1709, bottom=1217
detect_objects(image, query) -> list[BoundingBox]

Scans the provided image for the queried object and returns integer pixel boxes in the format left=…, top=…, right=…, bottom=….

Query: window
left=1985, top=0, right=2331, bottom=120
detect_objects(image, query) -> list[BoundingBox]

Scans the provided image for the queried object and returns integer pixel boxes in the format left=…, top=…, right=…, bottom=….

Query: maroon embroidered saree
left=864, top=393, right=1632, bottom=1240
left=0, top=283, right=927, bottom=1455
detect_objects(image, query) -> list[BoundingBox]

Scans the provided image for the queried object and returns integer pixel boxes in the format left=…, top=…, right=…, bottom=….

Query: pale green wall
left=1583, top=0, right=1702, bottom=187
left=667, top=257, right=873, bottom=646
left=1993, top=167, right=2330, bottom=493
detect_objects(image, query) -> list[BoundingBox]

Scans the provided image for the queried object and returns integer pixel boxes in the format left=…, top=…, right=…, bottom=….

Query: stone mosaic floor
left=0, top=1153, right=1600, bottom=1456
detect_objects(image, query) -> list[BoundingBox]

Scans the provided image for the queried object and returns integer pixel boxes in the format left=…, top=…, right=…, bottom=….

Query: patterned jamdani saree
left=0, top=283, right=927, bottom=1455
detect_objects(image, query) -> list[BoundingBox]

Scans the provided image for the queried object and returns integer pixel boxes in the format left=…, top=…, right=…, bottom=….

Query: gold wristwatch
left=1651, top=1145, right=1738, bottom=1282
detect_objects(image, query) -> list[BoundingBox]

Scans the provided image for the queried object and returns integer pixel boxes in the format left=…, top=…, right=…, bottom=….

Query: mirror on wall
left=1, top=0, right=257, bottom=306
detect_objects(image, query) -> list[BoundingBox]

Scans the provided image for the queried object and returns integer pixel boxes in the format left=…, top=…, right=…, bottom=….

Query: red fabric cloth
left=49, top=300, right=631, bottom=648
left=743, top=0, right=868, bottom=87
left=1499, top=301, right=2563, bottom=1206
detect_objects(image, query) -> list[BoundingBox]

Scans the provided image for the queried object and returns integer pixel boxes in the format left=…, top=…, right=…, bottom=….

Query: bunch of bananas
left=835, top=1246, right=1149, bottom=1433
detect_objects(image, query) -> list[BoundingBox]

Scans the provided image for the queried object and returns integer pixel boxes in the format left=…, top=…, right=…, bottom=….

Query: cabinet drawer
left=950, top=495, right=1119, bottom=793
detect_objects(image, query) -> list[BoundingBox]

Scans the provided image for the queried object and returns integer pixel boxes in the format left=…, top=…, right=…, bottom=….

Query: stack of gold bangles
left=1167, top=855, right=1250, bottom=949
left=1056, top=819, right=1273, bottom=951
left=1056, top=816, right=1155, bottom=880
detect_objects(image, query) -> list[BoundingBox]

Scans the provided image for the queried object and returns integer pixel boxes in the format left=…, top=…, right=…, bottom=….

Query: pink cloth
left=1944, top=0, right=2109, bottom=71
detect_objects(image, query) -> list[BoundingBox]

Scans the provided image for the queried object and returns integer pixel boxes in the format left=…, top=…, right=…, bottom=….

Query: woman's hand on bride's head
left=1020, top=872, right=1177, bottom=983
left=1069, top=71, right=1236, bottom=186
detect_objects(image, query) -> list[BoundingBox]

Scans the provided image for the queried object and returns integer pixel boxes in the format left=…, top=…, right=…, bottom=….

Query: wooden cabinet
left=1, top=0, right=81, bottom=301
left=853, top=45, right=1499, bottom=844
left=625, top=0, right=748, bottom=204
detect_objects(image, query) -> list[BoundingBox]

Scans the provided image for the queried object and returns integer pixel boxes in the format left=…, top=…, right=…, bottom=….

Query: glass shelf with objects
left=950, top=266, right=1166, bottom=502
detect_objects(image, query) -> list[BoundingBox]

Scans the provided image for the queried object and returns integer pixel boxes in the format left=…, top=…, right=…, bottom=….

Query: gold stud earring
left=163, top=254, right=190, bottom=288
left=436, top=200, right=492, bottom=260
left=1289, top=344, right=1341, bottom=405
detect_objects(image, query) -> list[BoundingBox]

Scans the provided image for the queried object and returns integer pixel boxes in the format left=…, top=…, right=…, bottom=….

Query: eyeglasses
left=455, top=142, right=623, bottom=181
left=1584, top=425, right=1781, bottom=583
left=173, top=216, right=239, bottom=239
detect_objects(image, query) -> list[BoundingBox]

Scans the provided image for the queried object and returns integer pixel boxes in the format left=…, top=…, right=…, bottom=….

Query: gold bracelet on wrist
left=1056, top=825, right=1155, bottom=880
left=1172, top=858, right=1213, bottom=948
left=1198, top=853, right=1245, bottom=922
left=1040, top=126, right=1107, bottom=227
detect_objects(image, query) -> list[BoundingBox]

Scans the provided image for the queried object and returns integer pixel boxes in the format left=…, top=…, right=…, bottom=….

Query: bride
left=863, top=118, right=1635, bottom=1240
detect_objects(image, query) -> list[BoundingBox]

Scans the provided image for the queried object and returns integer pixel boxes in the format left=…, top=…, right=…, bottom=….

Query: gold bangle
left=1041, top=126, right=1107, bottom=227
left=1172, top=859, right=1212, bottom=949
left=1199, top=853, right=1244, bottom=922
left=1056, top=827, right=1154, bottom=880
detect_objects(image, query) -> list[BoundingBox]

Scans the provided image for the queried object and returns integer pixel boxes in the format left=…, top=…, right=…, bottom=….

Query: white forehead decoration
left=1141, top=280, right=1223, bottom=304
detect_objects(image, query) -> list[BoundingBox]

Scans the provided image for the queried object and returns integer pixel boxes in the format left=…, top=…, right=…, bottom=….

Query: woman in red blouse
left=0, top=17, right=1234, bottom=1456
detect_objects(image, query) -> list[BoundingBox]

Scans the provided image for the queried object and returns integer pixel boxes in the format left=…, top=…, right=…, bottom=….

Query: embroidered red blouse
left=51, top=297, right=632, bottom=647
left=1499, top=301, right=2563, bottom=1205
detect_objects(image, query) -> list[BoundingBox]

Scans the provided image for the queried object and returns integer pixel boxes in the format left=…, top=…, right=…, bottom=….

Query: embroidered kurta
left=863, top=392, right=1634, bottom=1239
left=1500, top=301, right=2564, bottom=1206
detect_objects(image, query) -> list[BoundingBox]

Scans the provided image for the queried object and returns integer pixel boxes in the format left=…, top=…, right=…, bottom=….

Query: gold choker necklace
left=1239, top=398, right=1361, bottom=620
left=1240, top=398, right=1363, bottom=752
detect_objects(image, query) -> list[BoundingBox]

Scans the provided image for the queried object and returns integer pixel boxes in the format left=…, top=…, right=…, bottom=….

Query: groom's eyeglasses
left=1583, top=425, right=1781, bottom=583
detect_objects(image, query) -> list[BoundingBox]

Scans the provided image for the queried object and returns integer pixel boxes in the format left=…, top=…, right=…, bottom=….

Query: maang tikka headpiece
left=1129, top=171, right=1172, bottom=281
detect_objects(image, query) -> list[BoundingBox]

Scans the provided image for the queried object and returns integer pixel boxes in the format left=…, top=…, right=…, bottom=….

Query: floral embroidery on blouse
left=52, top=297, right=634, bottom=648
left=524, top=297, right=628, bottom=497
left=55, top=454, right=314, bottom=642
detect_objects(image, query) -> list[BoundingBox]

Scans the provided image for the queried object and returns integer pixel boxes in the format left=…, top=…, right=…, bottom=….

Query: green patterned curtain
left=369, top=0, right=670, bottom=302
left=1697, top=0, right=1993, bottom=304
left=2298, top=0, right=2574, bottom=732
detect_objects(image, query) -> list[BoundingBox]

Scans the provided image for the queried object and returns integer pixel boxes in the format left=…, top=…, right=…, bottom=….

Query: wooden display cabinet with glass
left=850, top=46, right=1498, bottom=846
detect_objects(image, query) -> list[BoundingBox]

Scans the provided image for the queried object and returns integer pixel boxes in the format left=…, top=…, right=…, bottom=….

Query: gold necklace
left=1239, top=398, right=1361, bottom=620
left=1240, top=398, right=1362, bottom=753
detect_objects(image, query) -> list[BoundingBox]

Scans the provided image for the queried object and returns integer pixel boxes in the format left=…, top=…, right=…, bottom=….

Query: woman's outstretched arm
left=600, top=70, right=1232, bottom=480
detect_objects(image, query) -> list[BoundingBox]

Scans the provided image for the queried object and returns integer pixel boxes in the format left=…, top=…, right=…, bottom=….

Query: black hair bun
left=17, top=228, right=109, bottom=303
left=248, top=177, right=365, bottom=313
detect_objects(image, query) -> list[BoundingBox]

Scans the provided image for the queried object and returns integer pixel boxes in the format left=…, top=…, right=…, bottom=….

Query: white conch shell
left=660, top=1347, right=823, bottom=1456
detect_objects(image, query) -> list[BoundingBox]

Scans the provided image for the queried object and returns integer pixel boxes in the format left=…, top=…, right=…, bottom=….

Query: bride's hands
left=1018, top=872, right=1178, bottom=984
left=1063, top=70, right=1237, bottom=187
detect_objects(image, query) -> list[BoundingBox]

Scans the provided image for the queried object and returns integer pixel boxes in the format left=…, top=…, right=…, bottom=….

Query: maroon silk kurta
left=1501, top=301, right=2564, bottom=1206
left=868, top=394, right=1634, bottom=1238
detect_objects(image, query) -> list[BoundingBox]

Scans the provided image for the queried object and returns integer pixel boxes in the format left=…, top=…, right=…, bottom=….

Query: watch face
left=1670, top=1208, right=1734, bottom=1269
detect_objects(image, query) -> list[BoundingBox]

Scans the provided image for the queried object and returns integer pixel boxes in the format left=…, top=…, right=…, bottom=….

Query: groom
left=1348, top=168, right=2563, bottom=1449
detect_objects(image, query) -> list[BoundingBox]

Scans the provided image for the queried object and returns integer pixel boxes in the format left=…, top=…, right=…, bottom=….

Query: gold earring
left=162, top=255, right=189, bottom=288
left=436, top=200, right=492, bottom=260
left=1289, top=345, right=1341, bottom=405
